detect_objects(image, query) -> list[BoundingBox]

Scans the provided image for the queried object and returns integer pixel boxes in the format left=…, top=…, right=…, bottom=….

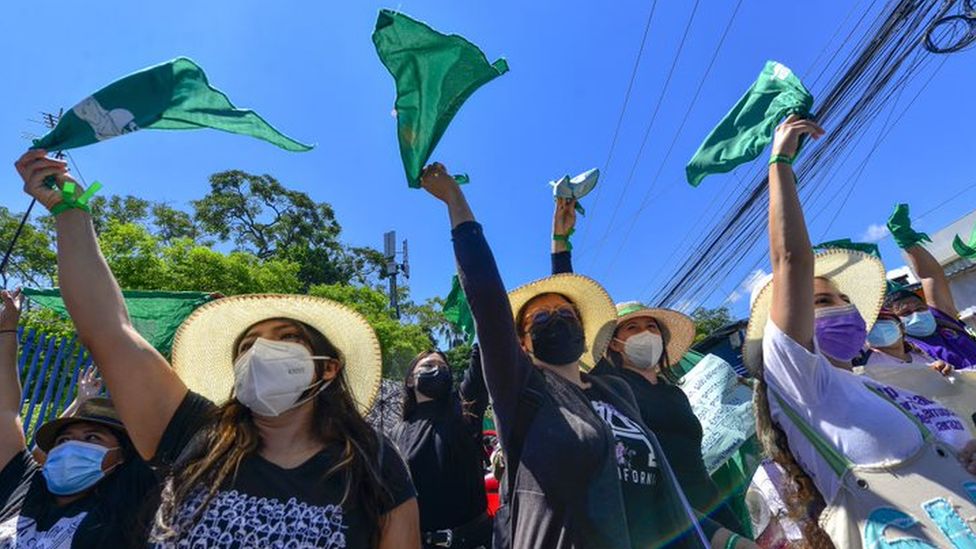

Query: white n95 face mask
left=621, top=331, right=664, bottom=370
left=233, top=338, right=331, bottom=417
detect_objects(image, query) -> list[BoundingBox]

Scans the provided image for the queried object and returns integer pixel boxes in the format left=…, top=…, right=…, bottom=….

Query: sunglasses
left=527, top=306, right=578, bottom=327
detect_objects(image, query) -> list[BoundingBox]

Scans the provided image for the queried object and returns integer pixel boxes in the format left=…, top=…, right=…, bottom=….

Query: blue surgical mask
left=42, top=440, right=117, bottom=496
left=867, top=320, right=902, bottom=348
left=904, top=310, right=937, bottom=338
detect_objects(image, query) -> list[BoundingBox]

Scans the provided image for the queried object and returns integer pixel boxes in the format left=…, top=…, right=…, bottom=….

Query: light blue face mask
left=904, top=309, right=937, bottom=338
left=867, top=320, right=902, bottom=348
left=42, top=440, right=118, bottom=496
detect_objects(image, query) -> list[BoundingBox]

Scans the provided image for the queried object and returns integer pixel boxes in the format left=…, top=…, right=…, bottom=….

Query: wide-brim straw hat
left=507, top=274, right=617, bottom=370
left=614, top=302, right=696, bottom=366
left=743, top=250, right=886, bottom=374
left=35, top=397, right=127, bottom=452
left=171, top=294, right=382, bottom=415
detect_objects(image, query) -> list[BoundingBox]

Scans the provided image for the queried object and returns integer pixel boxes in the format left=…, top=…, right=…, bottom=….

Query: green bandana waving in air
left=953, top=223, right=976, bottom=260
left=686, top=61, right=813, bottom=187
left=33, top=57, right=312, bottom=153
left=373, top=9, right=509, bottom=188
left=887, top=203, right=931, bottom=249
left=442, top=275, right=475, bottom=344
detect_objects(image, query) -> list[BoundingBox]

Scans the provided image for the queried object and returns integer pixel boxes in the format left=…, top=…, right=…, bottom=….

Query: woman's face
left=53, top=422, right=124, bottom=472
left=409, top=354, right=449, bottom=387
left=813, top=278, right=851, bottom=310
left=236, top=319, right=342, bottom=383
left=518, top=293, right=579, bottom=353
left=613, top=316, right=661, bottom=343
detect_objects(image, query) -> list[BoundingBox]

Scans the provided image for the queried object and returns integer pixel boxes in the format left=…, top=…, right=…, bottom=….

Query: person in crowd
left=420, top=162, right=753, bottom=549
left=550, top=198, right=747, bottom=536
left=862, top=307, right=955, bottom=373
left=393, top=346, right=492, bottom=549
left=747, top=115, right=976, bottom=548
left=885, top=213, right=976, bottom=368
left=14, top=149, right=420, bottom=548
left=0, top=289, right=160, bottom=548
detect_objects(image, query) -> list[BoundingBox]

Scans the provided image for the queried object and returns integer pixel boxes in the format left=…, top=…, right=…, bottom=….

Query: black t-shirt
left=392, top=399, right=488, bottom=532
left=149, top=391, right=416, bottom=549
left=0, top=448, right=160, bottom=548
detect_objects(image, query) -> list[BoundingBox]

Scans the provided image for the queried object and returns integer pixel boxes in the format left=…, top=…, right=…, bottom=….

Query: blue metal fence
left=15, top=327, right=93, bottom=446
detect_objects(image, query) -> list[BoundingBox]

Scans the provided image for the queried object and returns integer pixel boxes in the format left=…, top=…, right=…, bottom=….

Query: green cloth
left=686, top=61, right=813, bottom=187
left=887, top=203, right=931, bottom=250
left=33, top=57, right=311, bottom=153
left=442, top=275, right=475, bottom=344
left=373, top=10, right=508, bottom=188
left=953, top=223, right=976, bottom=260
left=814, top=238, right=881, bottom=258
left=23, top=288, right=214, bottom=357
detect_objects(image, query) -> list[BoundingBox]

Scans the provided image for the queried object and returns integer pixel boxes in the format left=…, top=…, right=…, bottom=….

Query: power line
left=578, top=0, right=660, bottom=253
left=584, top=0, right=702, bottom=267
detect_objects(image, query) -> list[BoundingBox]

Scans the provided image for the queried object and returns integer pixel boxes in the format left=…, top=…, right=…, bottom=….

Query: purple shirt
left=906, top=308, right=976, bottom=369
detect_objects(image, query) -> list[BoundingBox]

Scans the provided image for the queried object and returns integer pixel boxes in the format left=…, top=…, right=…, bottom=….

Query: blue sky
left=2, top=1, right=974, bottom=318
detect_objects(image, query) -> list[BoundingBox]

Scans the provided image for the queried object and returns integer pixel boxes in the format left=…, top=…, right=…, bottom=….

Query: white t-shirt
left=763, top=321, right=923, bottom=504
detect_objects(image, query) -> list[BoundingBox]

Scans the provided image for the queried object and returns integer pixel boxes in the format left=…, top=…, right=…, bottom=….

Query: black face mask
left=529, top=314, right=585, bottom=366
left=415, top=368, right=452, bottom=400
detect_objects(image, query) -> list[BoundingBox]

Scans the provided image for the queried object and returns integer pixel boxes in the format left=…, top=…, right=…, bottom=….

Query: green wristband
left=724, top=533, right=741, bottom=549
left=553, top=228, right=575, bottom=251
left=769, top=154, right=794, bottom=165
left=49, top=181, right=103, bottom=216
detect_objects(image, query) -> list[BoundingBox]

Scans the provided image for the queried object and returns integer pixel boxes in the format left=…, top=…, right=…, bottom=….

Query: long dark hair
left=401, top=349, right=452, bottom=420
left=155, top=319, right=392, bottom=548
left=606, top=319, right=680, bottom=384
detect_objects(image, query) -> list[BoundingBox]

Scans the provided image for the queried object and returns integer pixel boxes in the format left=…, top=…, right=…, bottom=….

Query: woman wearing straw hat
left=747, top=115, right=976, bottom=548
left=551, top=198, right=747, bottom=537
left=14, top=149, right=420, bottom=548
left=0, top=289, right=159, bottom=548
left=393, top=346, right=492, bottom=549
left=420, top=162, right=746, bottom=549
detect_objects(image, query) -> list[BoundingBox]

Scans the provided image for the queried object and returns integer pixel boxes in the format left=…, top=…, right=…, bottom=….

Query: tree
left=690, top=306, right=735, bottom=344
left=192, top=170, right=367, bottom=289
left=308, top=283, right=433, bottom=378
left=0, top=207, right=56, bottom=287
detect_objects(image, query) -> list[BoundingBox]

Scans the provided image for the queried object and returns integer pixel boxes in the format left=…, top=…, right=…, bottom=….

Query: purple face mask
left=814, top=303, right=867, bottom=361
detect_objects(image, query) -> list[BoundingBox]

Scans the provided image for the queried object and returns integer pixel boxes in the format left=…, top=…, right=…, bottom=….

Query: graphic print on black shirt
left=150, top=391, right=416, bottom=549
left=590, top=400, right=659, bottom=488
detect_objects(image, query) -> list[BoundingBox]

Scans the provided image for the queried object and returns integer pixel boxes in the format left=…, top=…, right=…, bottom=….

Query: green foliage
left=308, top=283, right=433, bottom=378
left=690, top=306, right=734, bottom=344
left=445, top=343, right=473, bottom=378
left=0, top=206, right=56, bottom=287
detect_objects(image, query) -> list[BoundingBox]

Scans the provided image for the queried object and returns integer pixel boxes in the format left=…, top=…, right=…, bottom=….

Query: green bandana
left=887, top=203, right=931, bottom=250
left=23, top=288, right=214, bottom=357
left=686, top=61, right=813, bottom=187
left=443, top=275, right=475, bottom=344
left=373, top=10, right=508, bottom=188
left=814, top=238, right=881, bottom=259
left=33, top=57, right=312, bottom=153
left=953, top=223, right=976, bottom=260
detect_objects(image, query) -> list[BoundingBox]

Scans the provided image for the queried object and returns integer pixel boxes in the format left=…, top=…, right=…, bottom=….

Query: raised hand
left=553, top=198, right=577, bottom=237
left=0, top=290, right=24, bottom=332
left=930, top=360, right=954, bottom=377
left=76, top=365, right=104, bottom=402
left=771, top=114, right=824, bottom=159
left=13, top=150, right=78, bottom=211
left=420, top=162, right=462, bottom=204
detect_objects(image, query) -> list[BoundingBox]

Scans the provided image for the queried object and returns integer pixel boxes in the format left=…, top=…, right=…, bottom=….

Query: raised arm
left=551, top=198, right=575, bottom=274
left=767, top=116, right=824, bottom=351
left=459, top=343, right=489, bottom=434
left=0, top=290, right=26, bottom=467
left=420, top=162, right=528, bottom=447
left=15, top=150, right=187, bottom=460
left=60, top=364, right=103, bottom=418
left=905, top=244, right=958, bottom=318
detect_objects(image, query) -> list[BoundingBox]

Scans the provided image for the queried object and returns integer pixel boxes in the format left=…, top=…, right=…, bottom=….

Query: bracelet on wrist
left=724, top=533, right=741, bottom=549
left=553, top=228, right=575, bottom=251
left=49, top=181, right=103, bottom=216
left=769, top=154, right=794, bottom=166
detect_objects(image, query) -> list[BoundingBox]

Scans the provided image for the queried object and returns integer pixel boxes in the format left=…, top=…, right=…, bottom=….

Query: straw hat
left=613, top=302, right=696, bottom=366
left=171, top=294, right=382, bottom=415
left=743, top=250, right=886, bottom=374
left=35, top=398, right=127, bottom=452
left=507, top=274, right=617, bottom=370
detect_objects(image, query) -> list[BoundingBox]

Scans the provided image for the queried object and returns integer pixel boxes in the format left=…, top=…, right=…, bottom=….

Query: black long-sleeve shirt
left=553, top=250, right=746, bottom=536
left=456, top=222, right=710, bottom=548
left=392, top=349, right=490, bottom=532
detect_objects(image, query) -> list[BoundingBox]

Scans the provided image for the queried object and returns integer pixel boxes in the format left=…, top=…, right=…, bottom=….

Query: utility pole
left=381, top=231, right=409, bottom=319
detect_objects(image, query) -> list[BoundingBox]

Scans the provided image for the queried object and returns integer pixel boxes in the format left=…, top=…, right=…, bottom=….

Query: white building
left=887, top=208, right=976, bottom=326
